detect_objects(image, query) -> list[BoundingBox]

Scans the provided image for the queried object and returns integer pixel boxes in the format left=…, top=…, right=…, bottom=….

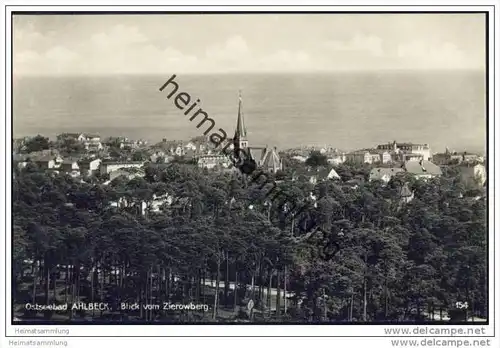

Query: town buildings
left=459, top=163, right=487, bottom=187
left=369, top=167, right=404, bottom=183
left=292, top=155, right=308, bottom=163
left=12, top=137, right=32, bottom=153
left=197, top=154, right=231, bottom=169
left=432, top=149, right=484, bottom=165
left=99, top=160, right=144, bottom=174
left=292, top=167, right=341, bottom=184
left=344, top=149, right=391, bottom=164
left=15, top=125, right=483, bottom=205
left=327, top=153, right=347, bottom=165
left=344, top=150, right=374, bottom=164
left=109, top=193, right=175, bottom=216
left=398, top=182, right=415, bottom=204
left=31, top=155, right=56, bottom=169
left=104, top=136, right=148, bottom=150
left=260, top=147, right=283, bottom=173
left=376, top=141, right=432, bottom=161
left=109, top=167, right=145, bottom=181
left=379, top=151, right=393, bottom=163
left=402, top=153, right=424, bottom=162
left=78, top=158, right=102, bottom=176
left=60, top=159, right=80, bottom=177
left=149, top=151, right=168, bottom=164
left=57, top=132, right=103, bottom=152
left=344, top=141, right=432, bottom=165
left=403, top=160, right=442, bottom=179
left=197, top=93, right=284, bottom=173
left=369, top=160, right=442, bottom=183
left=13, top=154, right=29, bottom=169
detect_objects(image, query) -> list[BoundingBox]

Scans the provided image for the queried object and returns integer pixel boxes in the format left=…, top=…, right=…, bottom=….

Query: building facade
left=459, top=164, right=487, bottom=187
left=78, top=158, right=102, bottom=176
left=197, top=154, right=231, bottom=169
left=60, top=160, right=80, bottom=177
left=32, top=156, right=56, bottom=169
left=369, top=167, right=404, bottom=183
left=345, top=151, right=372, bottom=164
left=402, top=153, right=424, bottom=162
left=379, top=151, right=392, bottom=163
left=377, top=141, right=432, bottom=161
left=100, top=161, right=144, bottom=174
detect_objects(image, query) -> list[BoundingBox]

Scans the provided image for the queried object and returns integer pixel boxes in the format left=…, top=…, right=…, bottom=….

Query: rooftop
left=404, top=160, right=442, bottom=175
left=317, top=167, right=341, bottom=180
left=102, top=160, right=144, bottom=165
left=84, top=133, right=100, bottom=139
left=369, top=167, right=404, bottom=180
left=261, top=147, right=281, bottom=170
left=399, top=183, right=414, bottom=197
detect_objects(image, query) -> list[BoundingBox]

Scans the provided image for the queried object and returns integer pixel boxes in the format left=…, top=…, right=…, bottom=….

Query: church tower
left=233, top=91, right=249, bottom=150
left=232, top=91, right=257, bottom=179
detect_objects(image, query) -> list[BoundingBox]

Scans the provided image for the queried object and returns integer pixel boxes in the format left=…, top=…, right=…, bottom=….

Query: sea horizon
left=13, top=71, right=487, bottom=154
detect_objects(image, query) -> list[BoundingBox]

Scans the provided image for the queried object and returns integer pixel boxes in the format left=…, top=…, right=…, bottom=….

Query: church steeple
left=232, top=91, right=256, bottom=178
left=234, top=91, right=248, bottom=149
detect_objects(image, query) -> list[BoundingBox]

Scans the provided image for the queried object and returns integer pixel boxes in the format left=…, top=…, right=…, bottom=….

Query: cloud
left=90, top=24, right=148, bottom=48
left=13, top=26, right=52, bottom=54
left=14, top=47, right=78, bottom=75
left=14, top=50, right=40, bottom=64
left=129, top=46, right=199, bottom=74
left=71, top=42, right=199, bottom=75
left=396, top=40, right=471, bottom=69
left=205, top=35, right=250, bottom=61
left=14, top=28, right=44, bottom=45
left=45, top=46, right=78, bottom=62
left=162, top=47, right=197, bottom=64
left=12, top=23, right=483, bottom=75
left=78, top=25, right=198, bottom=74
left=321, top=35, right=480, bottom=70
left=13, top=22, right=199, bottom=75
left=259, top=50, right=311, bottom=71
left=204, top=36, right=314, bottom=72
left=14, top=20, right=81, bottom=75
left=325, top=34, right=384, bottom=57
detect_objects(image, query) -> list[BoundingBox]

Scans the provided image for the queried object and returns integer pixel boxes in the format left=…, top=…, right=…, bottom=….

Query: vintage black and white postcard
left=2, top=1, right=498, bottom=345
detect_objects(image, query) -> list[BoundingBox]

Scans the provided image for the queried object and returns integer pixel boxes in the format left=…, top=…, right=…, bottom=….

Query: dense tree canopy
left=132, top=150, right=149, bottom=162
left=22, top=135, right=50, bottom=153
left=305, top=151, right=328, bottom=167
left=12, top=161, right=487, bottom=322
left=57, top=138, right=86, bottom=156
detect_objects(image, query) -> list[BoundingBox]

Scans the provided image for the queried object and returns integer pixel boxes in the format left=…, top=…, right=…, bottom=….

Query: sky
left=13, top=13, right=486, bottom=75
